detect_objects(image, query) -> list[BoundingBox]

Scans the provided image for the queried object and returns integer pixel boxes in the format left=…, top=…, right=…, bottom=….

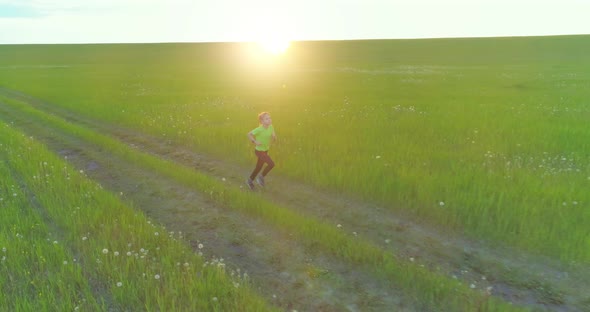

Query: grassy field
left=1, top=36, right=589, bottom=263
left=0, top=86, right=523, bottom=311
left=0, top=122, right=272, bottom=311
left=0, top=35, right=589, bottom=310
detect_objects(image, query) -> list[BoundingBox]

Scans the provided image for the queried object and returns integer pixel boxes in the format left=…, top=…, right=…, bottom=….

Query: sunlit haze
left=257, top=39, right=291, bottom=55
left=0, top=0, right=589, bottom=44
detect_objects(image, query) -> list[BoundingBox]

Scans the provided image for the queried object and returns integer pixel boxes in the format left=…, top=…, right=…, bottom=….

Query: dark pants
left=249, top=150, right=275, bottom=180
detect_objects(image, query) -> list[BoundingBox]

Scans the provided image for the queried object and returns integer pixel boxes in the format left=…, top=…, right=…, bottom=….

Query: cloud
left=0, top=3, right=43, bottom=18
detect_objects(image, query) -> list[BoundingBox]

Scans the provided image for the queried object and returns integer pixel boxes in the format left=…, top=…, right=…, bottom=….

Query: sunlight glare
left=257, top=39, right=291, bottom=55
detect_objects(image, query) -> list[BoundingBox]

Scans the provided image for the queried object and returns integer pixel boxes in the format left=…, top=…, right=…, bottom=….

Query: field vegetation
left=0, top=122, right=271, bottom=311
left=1, top=35, right=589, bottom=310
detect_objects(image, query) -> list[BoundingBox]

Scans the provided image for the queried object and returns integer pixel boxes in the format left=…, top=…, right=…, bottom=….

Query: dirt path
left=1, top=87, right=589, bottom=311
left=0, top=89, right=413, bottom=311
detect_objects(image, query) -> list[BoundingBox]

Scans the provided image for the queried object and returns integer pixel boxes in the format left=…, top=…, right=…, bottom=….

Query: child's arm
left=247, top=132, right=260, bottom=146
left=271, top=130, right=277, bottom=142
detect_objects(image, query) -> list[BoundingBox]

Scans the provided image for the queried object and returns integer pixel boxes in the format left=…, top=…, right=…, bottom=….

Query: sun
left=256, top=39, right=291, bottom=55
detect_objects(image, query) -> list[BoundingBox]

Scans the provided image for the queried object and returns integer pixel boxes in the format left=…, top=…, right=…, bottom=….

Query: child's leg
left=249, top=152, right=266, bottom=180
left=260, top=153, right=275, bottom=177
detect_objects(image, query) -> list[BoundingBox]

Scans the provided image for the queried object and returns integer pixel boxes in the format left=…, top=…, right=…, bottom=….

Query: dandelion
left=198, top=243, right=204, bottom=249
left=53, top=240, right=58, bottom=244
left=127, top=251, right=132, bottom=256
left=154, top=232, right=159, bottom=236
left=337, top=224, right=342, bottom=228
left=439, top=201, right=445, bottom=207
left=102, top=248, right=109, bottom=254
left=154, top=274, right=160, bottom=280
left=384, top=239, right=391, bottom=244
left=2, top=247, right=5, bottom=252
left=470, top=283, right=476, bottom=289
left=117, top=282, right=123, bottom=287
left=114, top=251, right=119, bottom=256
left=82, top=236, right=88, bottom=241
left=409, top=257, right=415, bottom=262
left=375, top=155, right=381, bottom=159
left=184, top=262, right=189, bottom=267
left=212, top=297, right=218, bottom=302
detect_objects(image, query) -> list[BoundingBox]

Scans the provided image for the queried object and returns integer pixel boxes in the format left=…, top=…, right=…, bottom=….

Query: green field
left=1, top=35, right=589, bottom=311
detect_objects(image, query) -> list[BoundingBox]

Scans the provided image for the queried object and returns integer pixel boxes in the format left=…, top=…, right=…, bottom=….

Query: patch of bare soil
left=110, top=129, right=590, bottom=312
left=1, top=91, right=413, bottom=311
left=1, top=87, right=589, bottom=311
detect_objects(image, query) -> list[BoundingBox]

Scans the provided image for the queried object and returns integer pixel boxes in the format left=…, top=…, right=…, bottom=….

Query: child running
left=246, top=112, right=276, bottom=190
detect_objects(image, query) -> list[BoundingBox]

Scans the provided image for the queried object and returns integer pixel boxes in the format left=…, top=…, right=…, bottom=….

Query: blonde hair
left=258, top=112, right=270, bottom=123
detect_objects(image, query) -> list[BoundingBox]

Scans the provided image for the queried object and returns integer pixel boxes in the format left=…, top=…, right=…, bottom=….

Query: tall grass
left=0, top=36, right=589, bottom=262
left=0, top=122, right=274, bottom=311
left=0, top=161, right=102, bottom=310
left=1, top=92, right=524, bottom=311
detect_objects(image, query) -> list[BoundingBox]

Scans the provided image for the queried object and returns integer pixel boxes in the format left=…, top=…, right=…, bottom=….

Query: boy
left=246, top=112, right=276, bottom=190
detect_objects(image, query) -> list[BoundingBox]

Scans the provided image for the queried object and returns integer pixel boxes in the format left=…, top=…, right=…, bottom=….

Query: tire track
left=0, top=89, right=413, bottom=311
left=1, top=87, right=589, bottom=311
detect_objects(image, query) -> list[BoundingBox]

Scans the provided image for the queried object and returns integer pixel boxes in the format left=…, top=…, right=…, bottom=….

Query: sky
left=0, top=0, right=589, bottom=44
